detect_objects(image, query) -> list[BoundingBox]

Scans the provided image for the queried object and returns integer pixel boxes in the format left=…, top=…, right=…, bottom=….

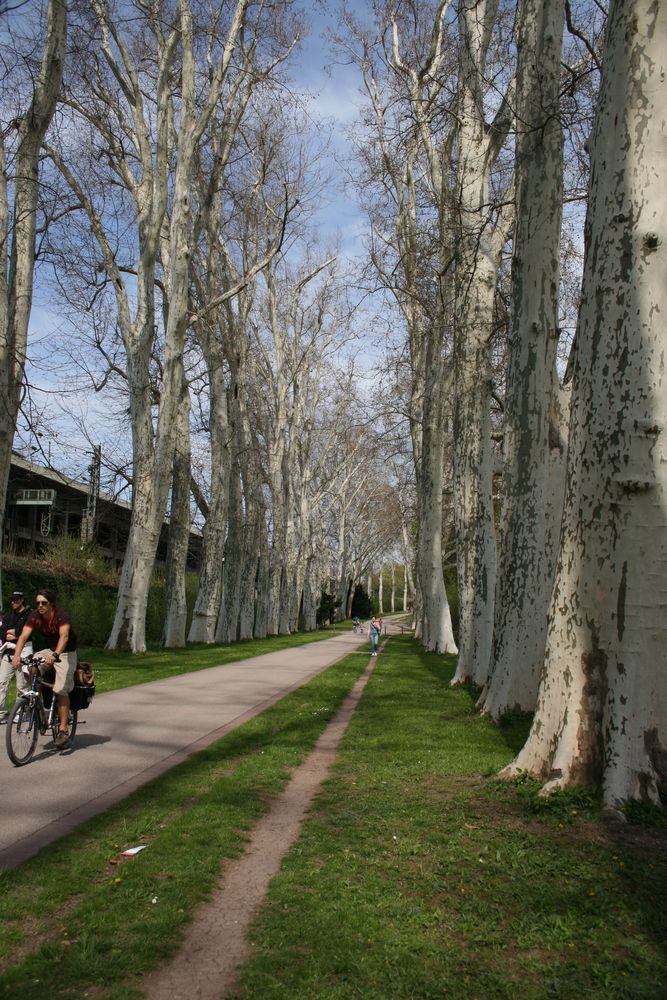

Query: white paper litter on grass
left=120, top=845, right=147, bottom=857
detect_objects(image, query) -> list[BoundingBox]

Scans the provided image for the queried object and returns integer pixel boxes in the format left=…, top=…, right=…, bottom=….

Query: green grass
left=0, top=648, right=370, bottom=1000
left=232, top=637, right=667, bottom=1000
left=1, top=635, right=665, bottom=1000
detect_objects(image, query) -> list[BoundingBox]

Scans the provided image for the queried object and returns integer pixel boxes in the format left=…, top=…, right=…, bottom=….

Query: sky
left=284, top=1, right=372, bottom=263
left=18, top=1, right=379, bottom=483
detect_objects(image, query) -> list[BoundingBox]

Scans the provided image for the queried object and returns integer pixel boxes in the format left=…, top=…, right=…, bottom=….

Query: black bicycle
left=5, top=653, right=91, bottom=766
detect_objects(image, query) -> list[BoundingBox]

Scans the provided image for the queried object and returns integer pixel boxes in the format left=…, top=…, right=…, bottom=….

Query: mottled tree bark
left=0, top=0, right=66, bottom=598
left=163, top=371, right=192, bottom=648
left=481, top=0, right=567, bottom=717
left=451, top=0, right=511, bottom=687
left=188, top=334, right=230, bottom=643
left=502, top=0, right=667, bottom=807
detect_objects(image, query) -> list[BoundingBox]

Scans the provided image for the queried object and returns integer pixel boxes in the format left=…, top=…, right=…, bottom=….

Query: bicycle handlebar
left=21, top=651, right=60, bottom=663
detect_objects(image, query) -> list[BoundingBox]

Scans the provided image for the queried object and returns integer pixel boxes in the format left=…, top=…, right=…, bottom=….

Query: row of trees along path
left=0, top=0, right=665, bottom=811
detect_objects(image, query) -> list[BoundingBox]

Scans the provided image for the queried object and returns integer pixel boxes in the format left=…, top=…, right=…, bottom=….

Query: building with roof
left=3, top=453, right=201, bottom=569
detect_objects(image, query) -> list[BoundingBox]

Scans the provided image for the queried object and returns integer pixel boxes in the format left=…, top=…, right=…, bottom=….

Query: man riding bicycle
left=11, top=588, right=79, bottom=748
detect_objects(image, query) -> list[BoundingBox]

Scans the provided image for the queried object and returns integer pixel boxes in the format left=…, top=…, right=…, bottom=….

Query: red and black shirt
left=27, top=607, right=78, bottom=652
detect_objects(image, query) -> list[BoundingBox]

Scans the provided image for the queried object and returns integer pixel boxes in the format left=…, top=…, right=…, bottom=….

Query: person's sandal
left=54, top=729, right=70, bottom=748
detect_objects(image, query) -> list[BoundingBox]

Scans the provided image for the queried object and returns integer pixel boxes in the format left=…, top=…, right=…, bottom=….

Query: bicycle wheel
left=6, top=699, right=39, bottom=766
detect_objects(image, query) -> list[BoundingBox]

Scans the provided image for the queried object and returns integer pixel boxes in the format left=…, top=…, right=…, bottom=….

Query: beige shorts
left=41, top=651, right=79, bottom=695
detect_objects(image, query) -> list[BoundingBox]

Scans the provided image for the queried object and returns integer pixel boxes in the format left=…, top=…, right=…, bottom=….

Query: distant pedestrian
left=368, top=616, right=380, bottom=656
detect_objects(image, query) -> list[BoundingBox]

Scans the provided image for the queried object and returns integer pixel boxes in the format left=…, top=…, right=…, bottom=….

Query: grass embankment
left=0, top=646, right=369, bottom=1000
left=235, top=637, right=667, bottom=1000
left=1, top=635, right=665, bottom=999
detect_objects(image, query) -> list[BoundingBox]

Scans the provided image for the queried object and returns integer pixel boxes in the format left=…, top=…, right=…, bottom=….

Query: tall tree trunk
left=335, top=508, right=351, bottom=620
left=162, top=374, right=192, bottom=648
left=234, top=349, right=264, bottom=640
left=413, top=330, right=458, bottom=653
left=502, top=0, right=667, bottom=807
left=220, top=462, right=243, bottom=643
left=188, top=354, right=229, bottom=642
left=451, top=254, right=498, bottom=685
left=302, top=556, right=318, bottom=631
left=254, top=522, right=270, bottom=638
left=399, top=497, right=415, bottom=611
left=108, top=345, right=167, bottom=650
left=279, top=488, right=297, bottom=633
left=480, top=0, right=567, bottom=717
left=451, top=0, right=509, bottom=687
left=0, top=0, right=66, bottom=598
left=238, top=506, right=260, bottom=640
left=266, top=453, right=287, bottom=634
left=417, top=400, right=458, bottom=653
left=290, top=556, right=305, bottom=632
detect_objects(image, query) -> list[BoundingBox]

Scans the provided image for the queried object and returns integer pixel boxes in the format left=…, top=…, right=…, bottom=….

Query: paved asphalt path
left=0, top=627, right=370, bottom=871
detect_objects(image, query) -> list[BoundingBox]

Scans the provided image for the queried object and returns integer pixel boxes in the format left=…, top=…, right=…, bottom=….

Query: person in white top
left=0, top=591, right=33, bottom=723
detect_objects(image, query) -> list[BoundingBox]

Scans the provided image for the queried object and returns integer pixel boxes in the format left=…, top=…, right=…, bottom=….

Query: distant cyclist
left=12, top=588, right=79, bottom=748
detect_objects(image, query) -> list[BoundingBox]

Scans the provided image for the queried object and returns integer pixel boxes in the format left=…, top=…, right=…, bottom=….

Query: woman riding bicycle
left=11, top=588, right=79, bottom=749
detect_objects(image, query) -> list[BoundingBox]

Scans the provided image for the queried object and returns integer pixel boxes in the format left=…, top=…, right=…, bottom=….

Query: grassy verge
left=2, top=636, right=664, bottom=1000
left=232, top=636, right=667, bottom=1000
left=0, top=648, right=369, bottom=1000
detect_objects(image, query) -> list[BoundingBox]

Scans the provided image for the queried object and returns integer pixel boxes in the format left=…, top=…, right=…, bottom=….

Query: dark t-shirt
left=27, top=607, right=78, bottom=652
left=5, top=605, right=32, bottom=639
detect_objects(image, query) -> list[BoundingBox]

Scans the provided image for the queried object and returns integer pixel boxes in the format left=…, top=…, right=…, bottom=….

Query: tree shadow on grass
left=495, top=710, right=533, bottom=754
left=411, top=643, right=532, bottom=756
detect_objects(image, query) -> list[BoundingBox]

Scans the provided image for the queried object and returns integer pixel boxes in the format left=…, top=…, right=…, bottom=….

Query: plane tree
left=0, top=0, right=66, bottom=598
left=502, top=0, right=667, bottom=808
left=44, top=0, right=298, bottom=650
left=478, top=0, right=570, bottom=717
left=344, top=2, right=459, bottom=653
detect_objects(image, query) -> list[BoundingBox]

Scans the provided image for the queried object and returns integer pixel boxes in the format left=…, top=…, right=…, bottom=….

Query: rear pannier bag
left=69, top=662, right=95, bottom=711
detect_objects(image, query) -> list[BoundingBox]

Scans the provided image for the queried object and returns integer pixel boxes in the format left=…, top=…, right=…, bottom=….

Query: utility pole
left=82, top=445, right=101, bottom=544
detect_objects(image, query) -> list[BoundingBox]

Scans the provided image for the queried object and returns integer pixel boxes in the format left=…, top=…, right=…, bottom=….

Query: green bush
left=350, top=583, right=371, bottom=619
left=146, top=573, right=166, bottom=642
left=64, top=586, right=117, bottom=647
left=316, top=589, right=337, bottom=626
left=3, top=555, right=199, bottom=648
left=624, top=797, right=667, bottom=828
left=39, top=536, right=118, bottom=586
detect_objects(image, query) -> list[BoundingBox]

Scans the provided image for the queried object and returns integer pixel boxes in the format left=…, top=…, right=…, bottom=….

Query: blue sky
left=290, top=1, right=371, bottom=262
left=21, top=2, right=379, bottom=477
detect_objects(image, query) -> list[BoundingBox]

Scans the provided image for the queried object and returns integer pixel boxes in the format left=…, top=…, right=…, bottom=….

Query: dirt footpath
left=140, top=651, right=379, bottom=999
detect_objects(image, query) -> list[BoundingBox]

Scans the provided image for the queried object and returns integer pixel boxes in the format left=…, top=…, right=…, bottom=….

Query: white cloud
left=305, top=81, right=365, bottom=126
